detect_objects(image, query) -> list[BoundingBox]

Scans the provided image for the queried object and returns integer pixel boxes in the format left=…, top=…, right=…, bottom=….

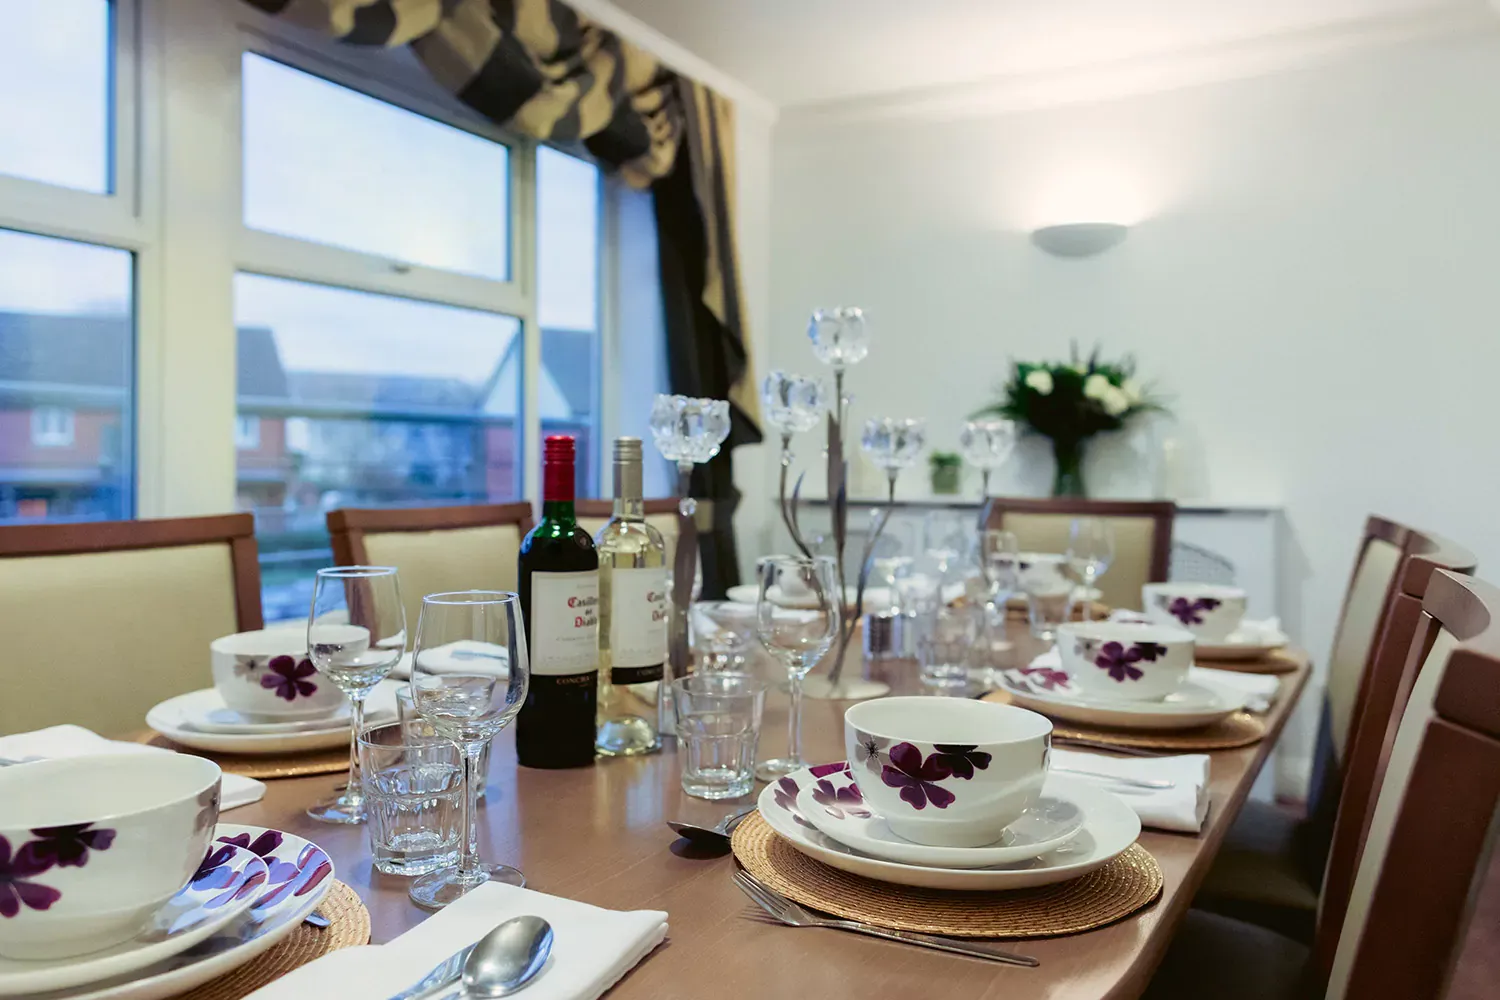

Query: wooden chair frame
left=0, top=513, right=263, bottom=630
left=326, top=502, right=536, bottom=567
left=1317, top=524, right=1477, bottom=967
left=980, top=496, right=1176, bottom=583
left=1328, top=570, right=1500, bottom=998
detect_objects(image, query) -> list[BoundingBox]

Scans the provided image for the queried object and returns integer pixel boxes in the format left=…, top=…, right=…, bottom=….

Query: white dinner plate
left=757, top=765, right=1139, bottom=890
left=998, top=674, right=1247, bottom=731
left=190, top=704, right=353, bottom=735
left=52, top=824, right=335, bottom=1000
left=1193, top=636, right=1290, bottom=661
left=147, top=682, right=400, bottom=754
left=0, top=844, right=265, bottom=998
left=797, top=772, right=1084, bottom=868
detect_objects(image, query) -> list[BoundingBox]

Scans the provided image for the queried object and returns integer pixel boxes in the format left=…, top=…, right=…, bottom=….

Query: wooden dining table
left=229, top=625, right=1311, bottom=1000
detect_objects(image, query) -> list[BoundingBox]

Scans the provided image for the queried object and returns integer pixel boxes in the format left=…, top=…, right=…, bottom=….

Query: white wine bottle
left=595, top=437, right=668, bottom=756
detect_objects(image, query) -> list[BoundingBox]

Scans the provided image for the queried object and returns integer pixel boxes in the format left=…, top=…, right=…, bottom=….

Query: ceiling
left=609, top=0, right=1482, bottom=108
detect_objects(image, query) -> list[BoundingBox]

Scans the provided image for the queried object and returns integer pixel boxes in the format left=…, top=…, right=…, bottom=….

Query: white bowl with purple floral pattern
left=1141, top=583, right=1247, bottom=642
left=843, top=697, right=1051, bottom=848
left=0, top=754, right=222, bottom=960
left=210, top=629, right=347, bottom=720
left=1057, top=620, right=1196, bottom=702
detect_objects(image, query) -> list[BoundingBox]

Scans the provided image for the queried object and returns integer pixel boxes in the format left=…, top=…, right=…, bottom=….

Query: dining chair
left=1324, top=569, right=1500, bottom=999
left=980, top=496, right=1174, bottom=610
left=574, top=498, right=683, bottom=568
left=325, top=502, right=534, bottom=636
left=0, top=514, right=263, bottom=738
left=1194, top=518, right=1476, bottom=941
left=1145, top=569, right=1500, bottom=1000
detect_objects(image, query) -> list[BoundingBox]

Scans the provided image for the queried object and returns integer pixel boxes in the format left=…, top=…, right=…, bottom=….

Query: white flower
left=1102, top=387, right=1130, bottom=416
left=1083, top=374, right=1112, bottom=400
left=1024, top=369, right=1053, bottom=395
left=1122, top=378, right=1143, bottom=404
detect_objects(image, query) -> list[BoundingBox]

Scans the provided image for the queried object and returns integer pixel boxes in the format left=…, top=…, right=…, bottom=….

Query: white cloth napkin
left=1051, top=748, right=1210, bottom=834
left=1187, top=666, right=1279, bottom=713
left=1225, top=616, right=1286, bottom=645
left=0, top=725, right=266, bottom=810
left=244, top=881, right=668, bottom=1000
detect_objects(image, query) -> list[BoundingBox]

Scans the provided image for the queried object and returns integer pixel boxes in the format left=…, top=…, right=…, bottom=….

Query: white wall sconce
left=1030, top=222, right=1129, bottom=258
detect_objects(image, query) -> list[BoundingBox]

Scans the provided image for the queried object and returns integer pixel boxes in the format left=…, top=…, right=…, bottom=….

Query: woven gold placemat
left=732, top=814, right=1161, bottom=938
left=980, top=691, right=1266, bottom=750
left=1193, top=648, right=1301, bottom=674
left=173, top=880, right=369, bottom=1000
left=133, top=733, right=350, bottom=779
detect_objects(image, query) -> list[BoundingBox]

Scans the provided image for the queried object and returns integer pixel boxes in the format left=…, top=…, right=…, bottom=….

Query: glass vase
left=1051, top=439, right=1087, bottom=497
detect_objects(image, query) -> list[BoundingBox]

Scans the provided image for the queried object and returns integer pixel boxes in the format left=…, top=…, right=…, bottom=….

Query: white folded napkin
left=1224, top=616, right=1286, bottom=645
left=1187, top=666, right=1279, bottom=713
left=1107, top=609, right=1151, bottom=624
left=1051, top=748, right=1210, bottom=834
left=244, top=881, right=668, bottom=1000
left=0, top=725, right=266, bottom=810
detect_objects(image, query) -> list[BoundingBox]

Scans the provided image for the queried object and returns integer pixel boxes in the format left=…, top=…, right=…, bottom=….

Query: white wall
left=766, top=28, right=1500, bottom=761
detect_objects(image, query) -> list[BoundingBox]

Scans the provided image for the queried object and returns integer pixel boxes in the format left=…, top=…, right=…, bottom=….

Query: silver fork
left=732, top=869, right=1039, bottom=967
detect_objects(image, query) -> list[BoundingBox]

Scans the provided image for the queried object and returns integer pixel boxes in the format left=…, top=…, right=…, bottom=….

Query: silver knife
left=384, top=943, right=476, bottom=1000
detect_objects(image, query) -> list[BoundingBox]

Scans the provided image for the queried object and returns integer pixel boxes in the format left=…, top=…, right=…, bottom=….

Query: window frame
left=0, top=0, right=625, bottom=536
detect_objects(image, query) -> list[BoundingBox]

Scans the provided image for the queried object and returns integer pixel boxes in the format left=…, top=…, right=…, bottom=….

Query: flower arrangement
left=975, top=345, right=1165, bottom=496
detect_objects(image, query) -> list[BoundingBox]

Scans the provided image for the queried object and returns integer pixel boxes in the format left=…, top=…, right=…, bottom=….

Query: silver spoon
left=667, top=805, right=756, bottom=846
left=461, top=914, right=553, bottom=998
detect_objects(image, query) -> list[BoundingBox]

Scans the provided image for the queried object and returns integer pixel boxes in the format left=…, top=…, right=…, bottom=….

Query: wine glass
left=407, top=591, right=529, bottom=909
left=980, top=530, right=1022, bottom=607
left=1067, top=518, right=1116, bottom=592
left=754, top=555, right=840, bottom=780
left=306, top=566, right=407, bottom=824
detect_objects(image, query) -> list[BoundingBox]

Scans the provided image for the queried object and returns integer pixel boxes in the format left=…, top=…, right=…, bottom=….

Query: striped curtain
left=243, top=0, right=761, bottom=591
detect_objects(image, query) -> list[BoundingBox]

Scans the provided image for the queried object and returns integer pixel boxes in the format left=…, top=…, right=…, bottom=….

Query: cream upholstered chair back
left=1325, top=526, right=1406, bottom=758
left=1325, top=570, right=1500, bottom=1000
left=575, top=499, right=681, bottom=569
left=327, top=503, right=534, bottom=637
left=0, top=515, right=263, bottom=738
left=982, top=498, right=1174, bottom=611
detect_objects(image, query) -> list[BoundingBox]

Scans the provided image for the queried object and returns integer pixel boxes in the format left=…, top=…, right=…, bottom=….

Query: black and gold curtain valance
left=243, top=0, right=761, bottom=593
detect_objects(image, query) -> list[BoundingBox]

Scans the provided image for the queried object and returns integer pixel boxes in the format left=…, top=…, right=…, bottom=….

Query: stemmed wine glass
left=754, top=555, right=840, bottom=780
left=1067, top=518, right=1115, bottom=593
left=306, top=566, right=407, bottom=824
left=407, top=591, right=529, bottom=909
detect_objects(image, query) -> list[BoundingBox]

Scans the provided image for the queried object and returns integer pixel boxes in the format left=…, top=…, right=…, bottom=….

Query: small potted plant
left=929, top=451, right=962, bottom=495
left=975, top=345, right=1165, bottom=497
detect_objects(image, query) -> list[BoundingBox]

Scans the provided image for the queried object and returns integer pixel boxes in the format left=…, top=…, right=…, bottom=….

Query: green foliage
left=973, top=342, right=1167, bottom=444
left=929, top=451, right=962, bottom=471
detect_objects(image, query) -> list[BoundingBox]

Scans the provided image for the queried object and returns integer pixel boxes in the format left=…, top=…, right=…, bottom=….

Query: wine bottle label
left=530, top=570, right=599, bottom=677
left=609, top=567, right=667, bottom=685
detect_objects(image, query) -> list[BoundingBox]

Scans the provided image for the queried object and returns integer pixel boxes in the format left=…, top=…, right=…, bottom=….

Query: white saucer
left=998, top=673, right=1248, bottom=730
left=190, top=704, right=353, bottom=735
left=797, top=772, right=1084, bottom=868
left=59, top=824, right=334, bottom=1000
left=756, top=764, right=1139, bottom=890
left=147, top=682, right=400, bottom=754
left=1194, top=634, right=1289, bottom=661
left=0, top=844, right=265, bottom=997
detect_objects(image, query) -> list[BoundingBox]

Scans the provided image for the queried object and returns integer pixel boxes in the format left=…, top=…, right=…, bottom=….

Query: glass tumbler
left=673, top=672, right=765, bottom=800
left=916, top=602, right=980, bottom=693
left=358, top=723, right=463, bottom=876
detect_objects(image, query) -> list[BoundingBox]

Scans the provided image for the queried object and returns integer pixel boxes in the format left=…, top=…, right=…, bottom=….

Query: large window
left=0, top=2, right=660, bottom=621
left=0, top=0, right=112, bottom=193
left=235, top=275, right=522, bottom=620
left=537, top=147, right=602, bottom=497
left=0, top=231, right=133, bottom=524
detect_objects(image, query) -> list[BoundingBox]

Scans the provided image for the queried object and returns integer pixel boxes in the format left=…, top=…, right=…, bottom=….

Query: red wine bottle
left=517, top=435, right=600, bottom=768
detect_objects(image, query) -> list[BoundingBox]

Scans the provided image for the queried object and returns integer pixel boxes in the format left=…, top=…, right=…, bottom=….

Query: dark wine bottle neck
left=542, top=498, right=577, bottom=526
